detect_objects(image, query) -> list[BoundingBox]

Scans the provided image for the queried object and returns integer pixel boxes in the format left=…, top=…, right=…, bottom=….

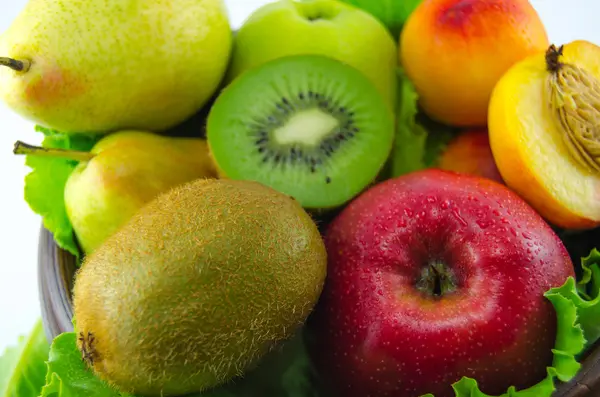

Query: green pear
left=0, top=0, right=232, bottom=135
left=14, top=131, right=217, bottom=254
left=225, top=0, right=398, bottom=110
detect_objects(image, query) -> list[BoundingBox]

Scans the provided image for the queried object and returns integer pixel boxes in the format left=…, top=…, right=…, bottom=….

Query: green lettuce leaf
left=417, top=273, right=587, bottom=397
left=0, top=319, right=50, bottom=397
left=551, top=248, right=600, bottom=351
left=22, top=126, right=102, bottom=260
left=39, top=333, right=130, bottom=397
left=383, top=68, right=458, bottom=179
left=39, top=328, right=318, bottom=397
left=340, top=0, right=423, bottom=40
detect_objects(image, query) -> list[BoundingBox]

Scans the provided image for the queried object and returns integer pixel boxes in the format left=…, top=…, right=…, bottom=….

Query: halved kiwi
left=207, top=54, right=395, bottom=210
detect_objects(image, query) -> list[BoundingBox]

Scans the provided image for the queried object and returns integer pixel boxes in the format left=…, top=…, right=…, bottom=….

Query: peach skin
left=438, top=128, right=504, bottom=184
left=488, top=40, right=600, bottom=230
left=400, top=0, right=549, bottom=127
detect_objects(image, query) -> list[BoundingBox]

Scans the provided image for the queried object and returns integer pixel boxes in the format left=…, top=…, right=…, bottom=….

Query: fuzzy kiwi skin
left=72, top=179, right=328, bottom=396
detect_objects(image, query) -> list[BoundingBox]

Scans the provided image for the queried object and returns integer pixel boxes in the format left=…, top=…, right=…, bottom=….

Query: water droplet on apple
left=403, top=208, right=413, bottom=217
left=452, top=208, right=468, bottom=226
left=426, top=196, right=436, bottom=203
left=522, top=232, right=532, bottom=240
left=476, top=219, right=493, bottom=229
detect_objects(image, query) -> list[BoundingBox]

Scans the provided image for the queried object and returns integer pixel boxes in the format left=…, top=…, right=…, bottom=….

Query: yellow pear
left=0, top=0, right=232, bottom=134
left=14, top=131, right=217, bottom=254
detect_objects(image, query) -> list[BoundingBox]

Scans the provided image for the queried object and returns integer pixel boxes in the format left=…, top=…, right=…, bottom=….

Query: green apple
left=225, top=0, right=398, bottom=110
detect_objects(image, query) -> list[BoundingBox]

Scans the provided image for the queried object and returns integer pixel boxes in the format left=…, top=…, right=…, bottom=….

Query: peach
left=437, top=128, right=504, bottom=184
left=488, top=40, right=600, bottom=230
left=400, top=0, right=549, bottom=127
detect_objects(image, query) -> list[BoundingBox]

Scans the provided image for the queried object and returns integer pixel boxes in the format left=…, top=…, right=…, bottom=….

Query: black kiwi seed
left=230, top=82, right=360, bottom=178
left=325, top=177, right=331, bottom=184
left=253, top=100, right=356, bottom=172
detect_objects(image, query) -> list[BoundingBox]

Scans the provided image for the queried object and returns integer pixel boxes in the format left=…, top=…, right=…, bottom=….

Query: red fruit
left=310, top=169, right=574, bottom=397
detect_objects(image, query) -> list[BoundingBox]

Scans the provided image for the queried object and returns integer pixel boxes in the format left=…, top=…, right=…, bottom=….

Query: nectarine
left=437, top=128, right=504, bottom=184
left=400, top=0, right=549, bottom=127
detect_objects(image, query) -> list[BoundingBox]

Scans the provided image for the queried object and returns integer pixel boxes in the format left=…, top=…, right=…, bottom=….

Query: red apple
left=309, top=169, right=574, bottom=397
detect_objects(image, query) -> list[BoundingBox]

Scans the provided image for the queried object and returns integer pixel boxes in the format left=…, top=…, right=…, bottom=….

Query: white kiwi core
left=273, top=108, right=340, bottom=146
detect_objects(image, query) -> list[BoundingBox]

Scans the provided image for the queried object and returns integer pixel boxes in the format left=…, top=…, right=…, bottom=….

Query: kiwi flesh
left=72, top=179, right=328, bottom=397
left=207, top=54, right=395, bottom=210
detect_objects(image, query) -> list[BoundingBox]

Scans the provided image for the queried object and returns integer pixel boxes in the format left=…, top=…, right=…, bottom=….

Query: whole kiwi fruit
left=72, top=178, right=328, bottom=396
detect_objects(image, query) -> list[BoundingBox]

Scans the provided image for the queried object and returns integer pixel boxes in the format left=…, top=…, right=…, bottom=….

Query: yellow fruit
left=488, top=40, right=600, bottom=229
left=0, top=0, right=232, bottom=134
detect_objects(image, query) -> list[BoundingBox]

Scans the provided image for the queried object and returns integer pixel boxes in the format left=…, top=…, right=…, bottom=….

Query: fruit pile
left=2, top=1, right=600, bottom=397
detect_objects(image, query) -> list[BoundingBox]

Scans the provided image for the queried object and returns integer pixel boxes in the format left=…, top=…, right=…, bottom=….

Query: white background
left=0, top=0, right=598, bottom=352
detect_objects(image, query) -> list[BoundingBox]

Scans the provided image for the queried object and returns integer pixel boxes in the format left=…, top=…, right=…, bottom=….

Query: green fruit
left=14, top=131, right=217, bottom=254
left=340, top=0, right=423, bottom=40
left=0, top=0, right=232, bottom=134
left=72, top=178, right=328, bottom=397
left=225, top=0, right=398, bottom=110
left=208, top=54, right=395, bottom=211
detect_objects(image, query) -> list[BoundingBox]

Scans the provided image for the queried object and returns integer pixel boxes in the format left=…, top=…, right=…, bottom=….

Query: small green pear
left=14, top=131, right=217, bottom=254
left=0, top=0, right=232, bottom=135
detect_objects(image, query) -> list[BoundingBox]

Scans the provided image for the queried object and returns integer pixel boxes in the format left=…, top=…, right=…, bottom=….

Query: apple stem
left=415, top=262, right=457, bottom=298
left=0, top=57, right=31, bottom=72
left=13, top=141, right=95, bottom=162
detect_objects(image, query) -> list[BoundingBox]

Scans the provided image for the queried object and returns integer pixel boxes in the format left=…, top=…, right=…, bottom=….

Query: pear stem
left=13, top=141, right=95, bottom=162
left=0, top=57, right=31, bottom=72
